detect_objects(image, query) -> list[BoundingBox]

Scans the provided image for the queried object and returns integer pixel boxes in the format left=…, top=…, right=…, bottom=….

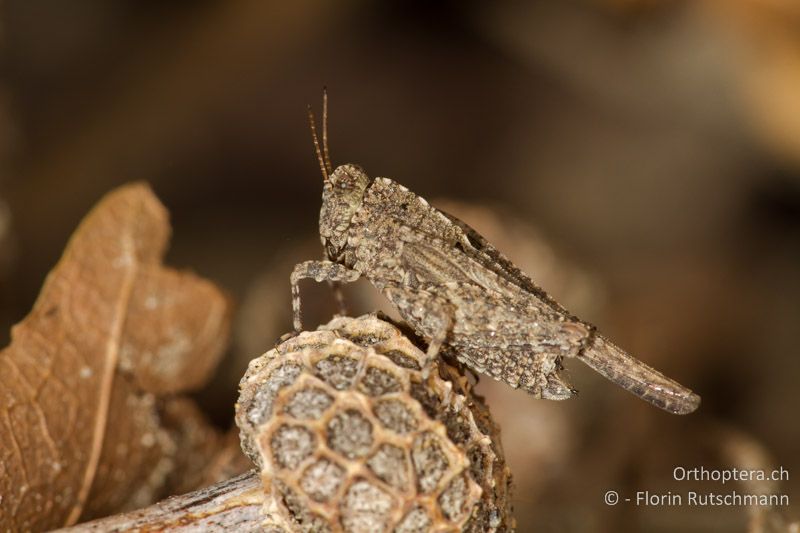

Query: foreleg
left=291, top=260, right=360, bottom=331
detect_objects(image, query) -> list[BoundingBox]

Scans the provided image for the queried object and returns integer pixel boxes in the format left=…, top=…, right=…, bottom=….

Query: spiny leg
left=291, top=260, right=360, bottom=331
left=427, top=304, right=455, bottom=408
left=423, top=301, right=453, bottom=378
left=383, top=284, right=455, bottom=379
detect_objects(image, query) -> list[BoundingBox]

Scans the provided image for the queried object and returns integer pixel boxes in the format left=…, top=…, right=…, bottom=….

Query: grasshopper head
left=307, top=93, right=369, bottom=263
left=320, top=163, right=370, bottom=262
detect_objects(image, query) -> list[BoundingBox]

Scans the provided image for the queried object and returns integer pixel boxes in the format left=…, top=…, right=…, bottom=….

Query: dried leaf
left=0, top=183, right=231, bottom=530
left=157, top=398, right=248, bottom=498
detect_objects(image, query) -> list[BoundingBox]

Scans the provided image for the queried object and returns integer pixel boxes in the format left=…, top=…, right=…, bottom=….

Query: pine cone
left=236, top=314, right=514, bottom=532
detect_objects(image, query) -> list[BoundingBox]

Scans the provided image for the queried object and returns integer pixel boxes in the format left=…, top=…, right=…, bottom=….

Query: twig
left=57, top=471, right=266, bottom=532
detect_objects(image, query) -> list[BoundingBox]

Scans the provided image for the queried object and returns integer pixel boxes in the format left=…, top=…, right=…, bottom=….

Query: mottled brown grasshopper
left=291, top=93, right=700, bottom=415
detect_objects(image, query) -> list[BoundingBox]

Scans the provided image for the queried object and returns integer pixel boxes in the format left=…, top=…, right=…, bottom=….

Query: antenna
left=307, top=103, right=328, bottom=181
left=322, top=87, right=332, bottom=175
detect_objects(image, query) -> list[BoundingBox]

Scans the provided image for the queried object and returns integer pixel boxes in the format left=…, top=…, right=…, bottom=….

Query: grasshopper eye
left=336, top=174, right=355, bottom=190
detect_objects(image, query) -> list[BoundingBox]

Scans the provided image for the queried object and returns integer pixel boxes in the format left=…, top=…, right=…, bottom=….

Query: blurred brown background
left=0, top=1, right=798, bottom=531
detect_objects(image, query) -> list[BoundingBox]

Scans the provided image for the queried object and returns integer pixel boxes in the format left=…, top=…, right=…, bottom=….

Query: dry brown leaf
left=157, top=398, right=249, bottom=499
left=0, top=183, right=231, bottom=530
left=192, top=425, right=253, bottom=491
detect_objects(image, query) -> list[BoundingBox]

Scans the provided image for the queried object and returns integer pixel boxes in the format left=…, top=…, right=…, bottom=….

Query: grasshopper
left=291, top=93, right=700, bottom=415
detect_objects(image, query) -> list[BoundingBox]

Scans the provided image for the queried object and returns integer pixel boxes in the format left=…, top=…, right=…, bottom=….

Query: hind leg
left=382, top=284, right=455, bottom=379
